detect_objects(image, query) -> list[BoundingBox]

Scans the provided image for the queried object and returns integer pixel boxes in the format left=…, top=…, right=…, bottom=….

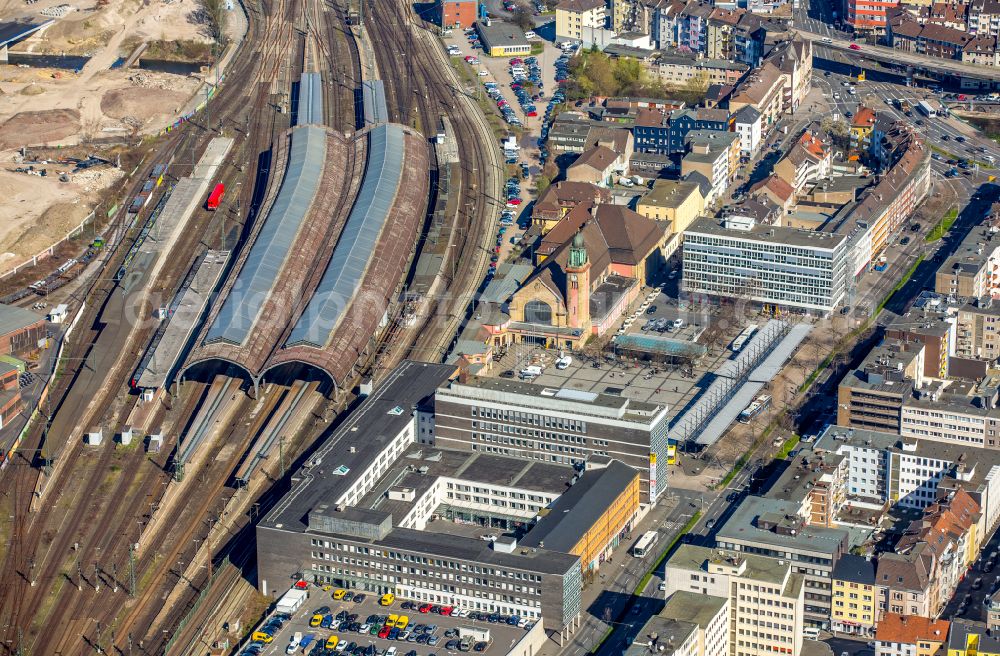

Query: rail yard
left=0, top=0, right=500, bottom=651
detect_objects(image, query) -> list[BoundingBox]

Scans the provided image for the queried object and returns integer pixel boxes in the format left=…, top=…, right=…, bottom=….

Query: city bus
left=917, top=100, right=937, bottom=118
left=631, top=530, right=658, bottom=558
left=738, top=394, right=772, bottom=423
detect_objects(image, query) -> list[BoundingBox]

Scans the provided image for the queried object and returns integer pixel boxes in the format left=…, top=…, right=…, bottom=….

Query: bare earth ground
left=0, top=0, right=214, bottom=266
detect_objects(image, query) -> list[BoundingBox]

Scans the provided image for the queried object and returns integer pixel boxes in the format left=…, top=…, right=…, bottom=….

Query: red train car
left=206, top=183, right=225, bottom=210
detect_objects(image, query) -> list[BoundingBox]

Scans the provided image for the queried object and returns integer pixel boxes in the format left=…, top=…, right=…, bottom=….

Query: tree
left=511, top=7, right=535, bottom=32
left=199, top=0, right=228, bottom=45
left=670, top=72, right=710, bottom=106
left=820, top=117, right=851, bottom=152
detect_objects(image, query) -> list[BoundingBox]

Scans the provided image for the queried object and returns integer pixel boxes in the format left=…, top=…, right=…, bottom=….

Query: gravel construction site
left=0, top=0, right=230, bottom=269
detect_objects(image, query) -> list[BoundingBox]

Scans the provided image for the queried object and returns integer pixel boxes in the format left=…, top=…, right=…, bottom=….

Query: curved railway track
left=0, top=0, right=307, bottom=651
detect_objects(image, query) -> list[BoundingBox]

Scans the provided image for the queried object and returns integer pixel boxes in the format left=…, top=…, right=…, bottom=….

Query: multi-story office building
left=256, top=361, right=602, bottom=643
left=682, top=216, right=851, bottom=315
left=519, top=458, right=640, bottom=571
left=714, top=495, right=849, bottom=628
left=432, top=377, right=670, bottom=503
left=837, top=341, right=922, bottom=433
left=663, top=544, right=805, bottom=656
left=816, top=425, right=1000, bottom=533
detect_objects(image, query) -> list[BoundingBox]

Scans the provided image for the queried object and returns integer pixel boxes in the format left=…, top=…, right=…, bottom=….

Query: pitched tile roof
left=875, top=613, right=950, bottom=645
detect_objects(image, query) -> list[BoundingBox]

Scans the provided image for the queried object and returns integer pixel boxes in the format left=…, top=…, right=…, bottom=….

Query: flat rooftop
left=817, top=424, right=1000, bottom=490
left=261, top=361, right=457, bottom=532
left=660, top=591, right=727, bottom=628
left=438, top=376, right=667, bottom=424
left=715, top=495, right=848, bottom=557
left=520, top=460, right=637, bottom=553
left=0, top=304, right=44, bottom=337
left=359, top=446, right=574, bottom=522
left=685, top=216, right=848, bottom=251
left=667, top=544, right=793, bottom=586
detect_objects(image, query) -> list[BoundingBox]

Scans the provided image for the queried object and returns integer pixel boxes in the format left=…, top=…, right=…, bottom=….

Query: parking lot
left=241, top=588, right=535, bottom=656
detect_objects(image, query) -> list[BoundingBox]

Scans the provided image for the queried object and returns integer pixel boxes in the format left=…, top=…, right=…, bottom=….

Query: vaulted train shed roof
left=186, top=123, right=429, bottom=391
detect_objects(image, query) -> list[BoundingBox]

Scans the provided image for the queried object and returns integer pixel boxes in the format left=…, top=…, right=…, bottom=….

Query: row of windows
left=308, top=540, right=544, bottom=582
left=310, top=553, right=542, bottom=596
left=470, top=407, right=587, bottom=432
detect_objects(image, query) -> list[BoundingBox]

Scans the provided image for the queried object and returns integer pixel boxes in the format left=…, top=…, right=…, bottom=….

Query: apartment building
left=633, top=108, right=671, bottom=155
left=837, top=341, right=923, bottom=433
left=666, top=107, right=730, bottom=154
left=636, top=179, right=705, bottom=235
left=663, top=544, right=805, bottom=656
left=728, top=62, right=785, bottom=130
left=844, top=132, right=931, bottom=261
left=947, top=619, right=1000, bottom=655
left=681, top=130, right=740, bottom=202
left=766, top=448, right=848, bottom=528
left=935, top=219, right=1000, bottom=299
left=628, top=592, right=729, bottom=656
left=773, top=130, right=832, bottom=194
left=831, top=554, right=881, bottom=637
left=682, top=217, right=851, bottom=314
left=885, top=310, right=952, bottom=380
left=732, top=105, right=763, bottom=160
left=847, top=0, right=902, bottom=32
left=706, top=6, right=744, bottom=60
left=556, top=0, right=607, bottom=43
left=714, top=495, right=849, bottom=627
left=956, top=301, right=1000, bottom=363
left=970, top=0, right=1000, bottom=37
left=432, top=377, right=671, bottom=503
left=652, top=53, right=748, bottom=88
left=874, top=613, right=949, bottom=656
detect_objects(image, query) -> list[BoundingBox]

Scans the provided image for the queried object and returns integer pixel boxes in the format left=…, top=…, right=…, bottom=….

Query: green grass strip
left=926, top=207, right=958, bottom=242
left=590, top=511, right=702, bottom=654
left=776, top=434, right=800, bottom=460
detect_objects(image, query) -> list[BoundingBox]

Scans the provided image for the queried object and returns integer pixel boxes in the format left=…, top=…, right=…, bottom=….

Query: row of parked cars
left=536, top=47, right=575, bottom=166
left=484, top=81, right=521, bottom=127
left=508, top=56, right=541, bottom=119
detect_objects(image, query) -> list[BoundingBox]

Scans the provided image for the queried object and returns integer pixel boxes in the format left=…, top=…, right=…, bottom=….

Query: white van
left=556, top=355, right=573, bottom=369
left=520, top=365, right=543, bottom=378
left=802, top=627, right=821, bottom=641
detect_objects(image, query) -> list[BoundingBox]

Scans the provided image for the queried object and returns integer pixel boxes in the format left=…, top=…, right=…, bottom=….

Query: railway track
left=0, top=0, right=309, bottom=651
left=362, top=0, right=502, bottom=367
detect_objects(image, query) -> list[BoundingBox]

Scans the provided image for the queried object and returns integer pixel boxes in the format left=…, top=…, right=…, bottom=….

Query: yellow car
left=386, top=614, right=399, bottom=628
left=309, top=613, right=323, bottom=627
left=396, top=615, right=410, bottom=630
left=322, top=584, right=333, bottom=592
left=333, top=588, right=347, bottom=600
left=325, top=635, right=339, bottom=650
left=251, top=632, right=273, bottom=643
left=380, top=592, right=395, bottom=606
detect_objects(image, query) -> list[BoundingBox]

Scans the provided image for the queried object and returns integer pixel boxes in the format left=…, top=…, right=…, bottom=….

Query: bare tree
left=199, top=0, right=229, bottom=45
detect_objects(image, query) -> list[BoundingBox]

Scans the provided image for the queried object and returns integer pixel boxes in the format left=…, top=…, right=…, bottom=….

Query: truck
left=206, top=183, right=225, bottom=210
left=275, top=587, right=308, bottom=615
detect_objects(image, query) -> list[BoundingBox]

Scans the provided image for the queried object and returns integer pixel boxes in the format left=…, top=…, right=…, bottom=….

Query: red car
left=509, top=58, right=523, bottom=65
left=849, top=43, right=861, bottom=50
left=526, top=111, right=537, bottom=117
left=441, top=606, right=455, bottom=616
left=507, top=198, right=522, bottom=205
left=419, top=604, right=432, bottom=613
left=378, top=627, right=391, bottom=639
